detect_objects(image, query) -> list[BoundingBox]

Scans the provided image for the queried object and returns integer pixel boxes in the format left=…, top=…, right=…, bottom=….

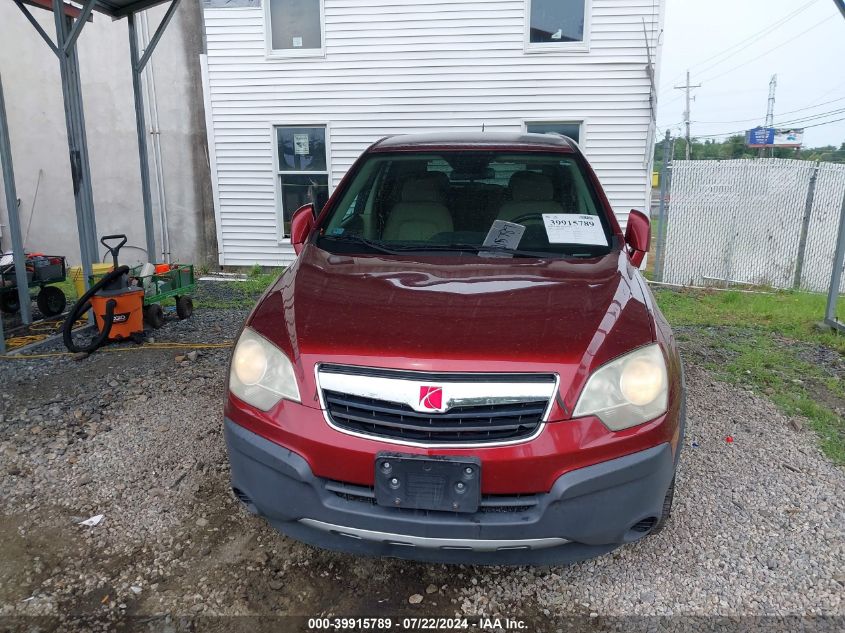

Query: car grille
left=323, top=390, right=548, bottom=444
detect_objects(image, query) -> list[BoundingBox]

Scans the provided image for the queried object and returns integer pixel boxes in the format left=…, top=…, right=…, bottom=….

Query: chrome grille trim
left=300, top=518, right=567, bottom=551
left=315, top=364, right=559, bottom=448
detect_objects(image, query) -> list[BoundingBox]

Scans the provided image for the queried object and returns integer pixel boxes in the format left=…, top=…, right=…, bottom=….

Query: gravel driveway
left=1, top=288, right=843, bottom=631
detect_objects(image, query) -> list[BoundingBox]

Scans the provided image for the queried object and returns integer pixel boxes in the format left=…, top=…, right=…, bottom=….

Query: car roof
left=370, top=131, right=578, bottom=153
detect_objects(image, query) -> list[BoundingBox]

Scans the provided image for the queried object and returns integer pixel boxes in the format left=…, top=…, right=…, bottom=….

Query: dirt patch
left=1, top=285, right=843, bottom=630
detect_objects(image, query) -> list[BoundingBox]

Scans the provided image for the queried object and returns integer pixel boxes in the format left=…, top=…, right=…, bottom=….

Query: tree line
left=653, top=135, right=845, bottom=163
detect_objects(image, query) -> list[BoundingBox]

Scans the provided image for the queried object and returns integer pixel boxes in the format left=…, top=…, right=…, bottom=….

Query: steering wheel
left=508, top=213, right=545, bottom=225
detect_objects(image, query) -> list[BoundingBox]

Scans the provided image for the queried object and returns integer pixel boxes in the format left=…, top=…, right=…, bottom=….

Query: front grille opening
left=324, top=390, right=547, bottom=444
left=232, top=487, right=258, bottom=514
left=325, top=480, right=539, bottom=514
left=630, top=517, right=657, bottom=533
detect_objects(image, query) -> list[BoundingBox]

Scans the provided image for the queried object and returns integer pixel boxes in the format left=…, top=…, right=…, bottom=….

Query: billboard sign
left=746, top=127, right=774, bottom=147
left=746, top=126, right=804, bottom=148
left=773, top=128, right=804, bottom=147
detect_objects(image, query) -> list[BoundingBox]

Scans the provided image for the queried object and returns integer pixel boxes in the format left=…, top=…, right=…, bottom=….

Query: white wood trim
left=524, top=0, right=592, bottom=54
left=264, top=0, right=327, bottom=60
left=522, top=117, right=589, bottom=152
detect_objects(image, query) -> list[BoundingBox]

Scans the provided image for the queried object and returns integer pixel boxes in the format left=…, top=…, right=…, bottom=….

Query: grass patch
left=655, top=288, right=844, bottom=464
left=195, top=270, right=284, bottom=310
left=655, top=288, right=844, bottom=353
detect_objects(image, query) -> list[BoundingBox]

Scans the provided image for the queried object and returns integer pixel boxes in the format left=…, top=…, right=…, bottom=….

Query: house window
left=526, top=0, right=590, bottom=51
left=275, top=126, right=330, bottom=237
left=526, top=121, right=582, bottom=145
left=267, top=0, right=324, bottom=55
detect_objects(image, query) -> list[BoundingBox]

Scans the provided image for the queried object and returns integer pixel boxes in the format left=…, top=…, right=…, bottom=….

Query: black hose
left=62, top=266, right=129, bottom=354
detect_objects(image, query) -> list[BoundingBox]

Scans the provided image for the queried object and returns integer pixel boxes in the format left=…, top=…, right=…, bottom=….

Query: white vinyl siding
left=204, top=0, right=663, bottom=266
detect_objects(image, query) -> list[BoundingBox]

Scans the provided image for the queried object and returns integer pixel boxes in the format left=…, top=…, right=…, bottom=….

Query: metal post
left=52, top=1, right=98, bottom=295
left=824, top=193, right=845, bottom=332
left=128, top=0, right=181, bottom=264
left=128, top=12, right=157, bottom=263
left=0, top=73, right=33, bottom=325
left=653, top=130, right=671, bottom=281
left=792, top=163, right=819, bottom=290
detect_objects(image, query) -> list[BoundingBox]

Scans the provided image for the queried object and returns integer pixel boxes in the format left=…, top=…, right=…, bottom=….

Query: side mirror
left=625, top=209, right=650, bottom=268
left=290, top=204, right=315, bottom=255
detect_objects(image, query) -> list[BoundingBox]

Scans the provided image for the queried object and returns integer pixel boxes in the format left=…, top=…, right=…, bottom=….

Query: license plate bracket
left=374, top=453, right=481, bottom=513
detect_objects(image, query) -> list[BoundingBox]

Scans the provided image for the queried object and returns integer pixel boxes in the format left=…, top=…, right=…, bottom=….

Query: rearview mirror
left=290, top=204, right=315, bottom=255
left=625, top=209, right=650, bottom=268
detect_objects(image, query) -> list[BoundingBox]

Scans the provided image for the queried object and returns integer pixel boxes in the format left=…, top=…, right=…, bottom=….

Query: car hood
left=249, top=245, right=655, bottom=417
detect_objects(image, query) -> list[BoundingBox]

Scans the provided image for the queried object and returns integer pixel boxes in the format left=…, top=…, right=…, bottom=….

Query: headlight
left=229, top=327, right=300, bottom=411
left=572, top=344, right=668, bottom=431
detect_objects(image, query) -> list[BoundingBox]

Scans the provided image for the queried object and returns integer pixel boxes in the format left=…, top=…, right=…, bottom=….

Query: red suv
left=224, top=133, right=685, bottom=565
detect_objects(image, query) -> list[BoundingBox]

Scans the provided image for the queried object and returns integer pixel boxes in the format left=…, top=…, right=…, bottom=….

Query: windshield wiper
left=425, top=243, right=603, bottom=259
left=321, top=235, right=603, bottom=259
left=320, top=234, right=408, bottom=255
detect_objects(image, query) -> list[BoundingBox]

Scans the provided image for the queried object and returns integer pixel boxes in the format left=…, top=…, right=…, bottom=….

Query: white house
left=201, top=0, right=664, bottom=267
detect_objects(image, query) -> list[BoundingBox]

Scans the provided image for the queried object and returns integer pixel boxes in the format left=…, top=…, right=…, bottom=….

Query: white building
left=201, top=0, right=664, bottom=267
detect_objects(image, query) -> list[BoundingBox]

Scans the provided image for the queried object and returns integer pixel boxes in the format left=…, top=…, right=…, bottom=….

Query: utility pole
left=653, top=129, right=672, bottom=281
left=760, top=74, right=777, bottom=158
left=674, top=70, right=701, bottom=160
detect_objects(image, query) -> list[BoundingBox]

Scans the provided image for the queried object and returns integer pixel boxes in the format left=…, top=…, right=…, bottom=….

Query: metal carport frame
left=0, top=0, right=181, bottom=347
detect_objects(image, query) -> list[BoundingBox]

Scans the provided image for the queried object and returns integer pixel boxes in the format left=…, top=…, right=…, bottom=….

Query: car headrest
left=509, top=171, right=554, bottom=202
left=401, top=175, right=445, bottom=203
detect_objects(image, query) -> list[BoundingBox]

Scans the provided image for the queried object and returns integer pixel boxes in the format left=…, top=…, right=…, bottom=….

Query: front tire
left=1, top=290, right=21, bottom=314
left=37, top=286, right=67, bottom=317
left=145, top=303, right=164, bottom=329
left=176, top=295, right=193, bottom=320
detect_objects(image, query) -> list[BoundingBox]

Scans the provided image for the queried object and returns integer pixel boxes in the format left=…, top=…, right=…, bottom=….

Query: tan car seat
left=497, top=171, right=564, bottom=223
left=382, top=175, right=453, bottom=241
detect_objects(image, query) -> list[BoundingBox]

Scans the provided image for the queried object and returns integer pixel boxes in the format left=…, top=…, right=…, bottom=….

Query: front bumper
left=224, top=418, right=677, bottom=565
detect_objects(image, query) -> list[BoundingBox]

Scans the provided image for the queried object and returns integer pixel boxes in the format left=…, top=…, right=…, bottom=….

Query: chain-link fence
left=655, top=159, right=845, bottom=292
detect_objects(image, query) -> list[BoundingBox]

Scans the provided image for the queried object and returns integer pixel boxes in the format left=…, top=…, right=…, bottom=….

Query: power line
left=692, top=1, right=822, bottom=81
left=693, top=114, right=845, bottom=139
left=659, top=0, right=820, bottom=93
left=691, top=108, right=845, bottom=138
left=779, top=115, right=845, bottom=130
left=697, top=16, right=833, bottom=84
left=776, top=107, right=845, bottom=126
left=692, top=95, right=845, bottom=125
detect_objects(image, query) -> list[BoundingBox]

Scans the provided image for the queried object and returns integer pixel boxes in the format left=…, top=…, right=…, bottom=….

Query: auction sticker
left=294, top=133, right=310, bottom=155
left=542, top=214, right=607, bottom=245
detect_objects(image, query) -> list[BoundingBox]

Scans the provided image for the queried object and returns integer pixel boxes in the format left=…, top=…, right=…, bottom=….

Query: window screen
left=269, top=0, right=322, bottom=51
left=276, top=126, right=329, bottom=236
left=529, top=0, right=586, bottom=44
left=526, top=122, right=581, bottom=144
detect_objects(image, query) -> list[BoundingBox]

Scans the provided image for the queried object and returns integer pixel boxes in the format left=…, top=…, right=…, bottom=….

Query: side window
left=526, top=0, right=590, bottom=52
left=267, top=0, right=324, bottom=55
left=275, top=126, right=330, bottom=238
left=526, top=121, right=582, bottom=145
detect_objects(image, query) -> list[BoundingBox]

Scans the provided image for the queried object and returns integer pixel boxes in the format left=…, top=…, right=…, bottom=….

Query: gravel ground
left=0, top=284, right=843, bottom=631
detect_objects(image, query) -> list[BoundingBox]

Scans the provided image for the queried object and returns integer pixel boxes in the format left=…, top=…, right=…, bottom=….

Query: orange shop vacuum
left=62, top=234, right=145, bottom=353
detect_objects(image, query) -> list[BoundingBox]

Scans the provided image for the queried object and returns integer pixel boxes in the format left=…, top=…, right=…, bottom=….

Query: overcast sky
left=657, top=0, right=845, bottom=148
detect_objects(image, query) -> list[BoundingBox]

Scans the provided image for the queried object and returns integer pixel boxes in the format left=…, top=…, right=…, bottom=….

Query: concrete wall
left=0, top=0, right=217, bottom=269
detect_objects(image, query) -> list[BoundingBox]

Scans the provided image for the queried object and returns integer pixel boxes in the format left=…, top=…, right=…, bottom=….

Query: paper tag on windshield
left=542, top=214, right=607, bottom=245
left=481, top=220, right=526, bottom=257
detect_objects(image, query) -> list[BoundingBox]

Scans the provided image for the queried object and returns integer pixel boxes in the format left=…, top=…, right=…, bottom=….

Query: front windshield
left=317, top=151, right=613, bottom=258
